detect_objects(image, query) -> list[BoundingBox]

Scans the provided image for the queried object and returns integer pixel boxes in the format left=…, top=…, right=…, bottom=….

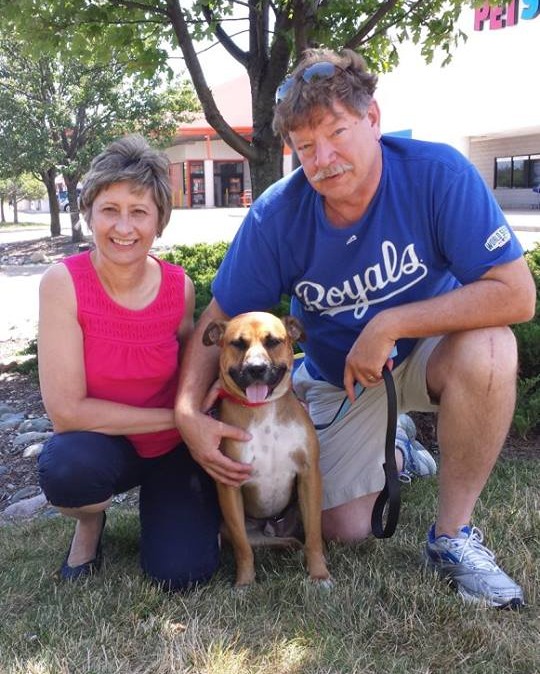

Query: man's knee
left=321, top=493, right=376, bottom=543
left=427, top=327, right=517, bottom=398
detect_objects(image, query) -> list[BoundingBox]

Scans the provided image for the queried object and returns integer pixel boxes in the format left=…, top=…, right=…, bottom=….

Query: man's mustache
left=311, top=163, right=354, bottom=183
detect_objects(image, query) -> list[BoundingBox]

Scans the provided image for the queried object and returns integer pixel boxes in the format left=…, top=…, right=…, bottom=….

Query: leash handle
left=371, top=365, right=400, bottom=538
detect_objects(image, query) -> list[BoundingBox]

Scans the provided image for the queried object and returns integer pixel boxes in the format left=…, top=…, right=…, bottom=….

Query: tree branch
left=200, top=3, right=249, bottom=67
left=165, top=0, right=255, bottom=161
left=344, top=0, right=401, bottom=49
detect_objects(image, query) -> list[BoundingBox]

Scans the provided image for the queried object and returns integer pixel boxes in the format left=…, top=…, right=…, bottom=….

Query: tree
left=0, top=0, right=467, bottom=199
left=0, top=174, right=45, bottom=224
left=0, top=34, right=200, bottom=241
left=0, top=58, right=52, bottom=226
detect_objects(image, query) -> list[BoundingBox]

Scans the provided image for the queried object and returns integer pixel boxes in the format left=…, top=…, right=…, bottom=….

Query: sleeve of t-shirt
left=433, top=161, right=524, bottom=284
left=212, top=204, right=285, bottom=316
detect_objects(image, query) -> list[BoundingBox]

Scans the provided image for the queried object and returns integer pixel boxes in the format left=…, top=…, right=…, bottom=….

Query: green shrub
left=514, top=374, right=540, bottom=438
left=160, top=242, right=291, bottom=319
left=160, top=242, right=230, bottom=319
left=512, top=242, right=540, bottom=437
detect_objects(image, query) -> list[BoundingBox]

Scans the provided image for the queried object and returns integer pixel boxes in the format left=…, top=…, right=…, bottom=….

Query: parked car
left=58, top=195, right=70, bottom=212
left=57, top=189, right=81, bottom=212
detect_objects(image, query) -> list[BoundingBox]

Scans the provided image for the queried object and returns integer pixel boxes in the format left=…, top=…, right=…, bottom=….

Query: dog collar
left=217, top=388, right=269, bottom=407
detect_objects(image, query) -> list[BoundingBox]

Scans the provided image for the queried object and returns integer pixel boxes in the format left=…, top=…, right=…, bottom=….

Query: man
left=176, top=49, right=536, bottom=608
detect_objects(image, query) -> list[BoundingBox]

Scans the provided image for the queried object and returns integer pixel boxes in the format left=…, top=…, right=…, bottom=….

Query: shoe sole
left=456, top=584, right=525, bottom=610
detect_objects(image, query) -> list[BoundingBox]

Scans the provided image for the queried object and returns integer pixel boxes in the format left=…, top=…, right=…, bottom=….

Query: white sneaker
left=425, top=524, right=525, bottom=609
left=396, top=414, right=437, bottom=482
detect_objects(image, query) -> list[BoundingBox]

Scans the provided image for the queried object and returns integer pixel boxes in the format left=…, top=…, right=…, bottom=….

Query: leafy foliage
left=514, top=374, right=540, bottom=439
left=160, top=242, right=231, bottom=319
left=0, top=0, right=471, bottom=197
left=160, top=242, right=291, bottom=320
left=0, top=174, right=45, bottom=204
left=512, top=243, right=540, bottom=437
left=0, top=32, right=200, bottom=239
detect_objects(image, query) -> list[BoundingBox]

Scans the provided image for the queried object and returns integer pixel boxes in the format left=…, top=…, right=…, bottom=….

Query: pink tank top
left=63, top=251, right=184, bottom=458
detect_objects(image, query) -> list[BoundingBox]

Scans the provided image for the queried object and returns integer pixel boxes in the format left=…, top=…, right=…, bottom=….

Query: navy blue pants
left=38, top=432, right=221, bottom=591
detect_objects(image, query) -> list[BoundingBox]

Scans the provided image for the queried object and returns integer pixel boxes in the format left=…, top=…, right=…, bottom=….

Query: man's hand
left=344, top=316, right=396, bottom=401
left=178, top=410, right=253, bottom=486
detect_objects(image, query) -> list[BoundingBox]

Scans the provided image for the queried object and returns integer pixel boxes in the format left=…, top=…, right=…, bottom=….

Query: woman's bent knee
left=38, top=431, right=135, bottom=508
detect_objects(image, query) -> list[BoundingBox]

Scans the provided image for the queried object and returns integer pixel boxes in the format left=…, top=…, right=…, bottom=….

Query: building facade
left=164, top=76, right=255, bottom=209
left=377, top=1, right=540, bottom=210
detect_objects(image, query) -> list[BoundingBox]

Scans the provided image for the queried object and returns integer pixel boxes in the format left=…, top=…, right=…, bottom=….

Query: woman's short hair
left=272, top=48, right=378, bottom=144
left=79, top=134, right=172, bottom=236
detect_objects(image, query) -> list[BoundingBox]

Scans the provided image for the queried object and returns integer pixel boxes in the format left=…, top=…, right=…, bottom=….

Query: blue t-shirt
left=212, top=136, right=524, bottom=388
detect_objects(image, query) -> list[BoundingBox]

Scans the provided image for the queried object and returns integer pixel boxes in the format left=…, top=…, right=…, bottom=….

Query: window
left=530, top=155, right=540, bottom=188
left=495, top=153, right=540, bottom=189
left=495, top=157, right=511, bottom=188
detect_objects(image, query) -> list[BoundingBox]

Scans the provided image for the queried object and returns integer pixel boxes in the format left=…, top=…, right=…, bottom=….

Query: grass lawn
left=1, top=457, right=538, bottom=674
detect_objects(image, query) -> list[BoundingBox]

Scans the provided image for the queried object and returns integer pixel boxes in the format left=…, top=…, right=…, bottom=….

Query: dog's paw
left=308, top=575, right=334, bottom=590
left=232, top=582, right=252, bottom=593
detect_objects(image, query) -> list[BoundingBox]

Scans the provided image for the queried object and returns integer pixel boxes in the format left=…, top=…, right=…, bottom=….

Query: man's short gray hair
left=273, top=48, right=378, bottom=144
left=79, top=134, right=172, bottom=236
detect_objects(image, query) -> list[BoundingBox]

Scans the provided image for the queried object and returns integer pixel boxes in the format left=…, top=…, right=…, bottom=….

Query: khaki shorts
left=293, top=337, right=441, bottom=510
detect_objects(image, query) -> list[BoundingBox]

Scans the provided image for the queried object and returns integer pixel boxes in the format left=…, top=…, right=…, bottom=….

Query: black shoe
left=60, top=512, right=106, bottom=581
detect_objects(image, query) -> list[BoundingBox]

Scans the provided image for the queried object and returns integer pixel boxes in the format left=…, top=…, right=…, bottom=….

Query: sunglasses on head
left=275, top=61, right=341, bottom=104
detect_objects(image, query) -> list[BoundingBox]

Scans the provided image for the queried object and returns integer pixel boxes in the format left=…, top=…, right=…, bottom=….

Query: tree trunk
left=41, top=168, right=61, bottom=237
left=64, top=174, right=84, bottom=243
left=249, top=123, right=292, bottom=197
left=248, top=134, right=285, bottom=199
left=12, top=196, right=18, bottom=224
left=0, top=198, right=5, bottom=223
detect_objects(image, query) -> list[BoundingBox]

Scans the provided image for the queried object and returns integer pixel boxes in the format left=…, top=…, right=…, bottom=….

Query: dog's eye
left=230, top=338, right=248, bottom=350
left=264, top=336, right=283, bottom=349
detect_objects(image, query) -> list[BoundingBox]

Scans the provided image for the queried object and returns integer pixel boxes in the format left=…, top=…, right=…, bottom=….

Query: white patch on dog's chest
left=239, top=407, right=309, bottom=517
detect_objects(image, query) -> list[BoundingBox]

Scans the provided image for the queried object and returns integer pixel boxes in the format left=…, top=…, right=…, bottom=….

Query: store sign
left=474, top=1, right=539, bottom=30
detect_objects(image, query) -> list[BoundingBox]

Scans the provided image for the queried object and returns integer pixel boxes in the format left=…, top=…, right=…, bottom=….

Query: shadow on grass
left=0, top=458, right=538, bottom=674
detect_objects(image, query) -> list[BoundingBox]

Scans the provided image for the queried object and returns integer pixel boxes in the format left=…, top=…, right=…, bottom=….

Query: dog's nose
left=245, top=363, right=267, bottom=380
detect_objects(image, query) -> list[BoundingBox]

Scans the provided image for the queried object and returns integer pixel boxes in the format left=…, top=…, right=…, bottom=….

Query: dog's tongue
left=246, top=383, right=269, bottom=403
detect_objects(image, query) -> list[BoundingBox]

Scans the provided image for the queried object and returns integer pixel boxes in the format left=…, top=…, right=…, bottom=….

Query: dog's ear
left=202, top=320, right=227, bottom=346
left=282, top=316, right=306, bottom=343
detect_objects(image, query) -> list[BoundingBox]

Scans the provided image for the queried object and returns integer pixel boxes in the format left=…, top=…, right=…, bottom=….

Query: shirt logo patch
left=485, top=225, right=511, bottom=251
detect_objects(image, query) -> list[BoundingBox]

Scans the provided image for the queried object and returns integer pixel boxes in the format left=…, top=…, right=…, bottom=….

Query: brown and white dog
left=203, top=311, right=330, bottom=587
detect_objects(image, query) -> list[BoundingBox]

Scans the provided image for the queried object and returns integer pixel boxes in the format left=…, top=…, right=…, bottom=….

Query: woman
left=38, top=135, right=220, bottom=590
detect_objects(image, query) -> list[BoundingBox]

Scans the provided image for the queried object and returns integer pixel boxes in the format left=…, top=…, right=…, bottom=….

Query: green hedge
left=160, top=242, right=230, bottom=319
left=160, top=242, right=290, bottom=320
left=512, top=244, right=540, bottom=437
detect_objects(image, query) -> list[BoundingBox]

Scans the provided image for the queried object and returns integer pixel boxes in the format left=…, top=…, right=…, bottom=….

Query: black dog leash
left=370, top=366, right=400, bottom=538
left=313, top=364, right=400, bottom=538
